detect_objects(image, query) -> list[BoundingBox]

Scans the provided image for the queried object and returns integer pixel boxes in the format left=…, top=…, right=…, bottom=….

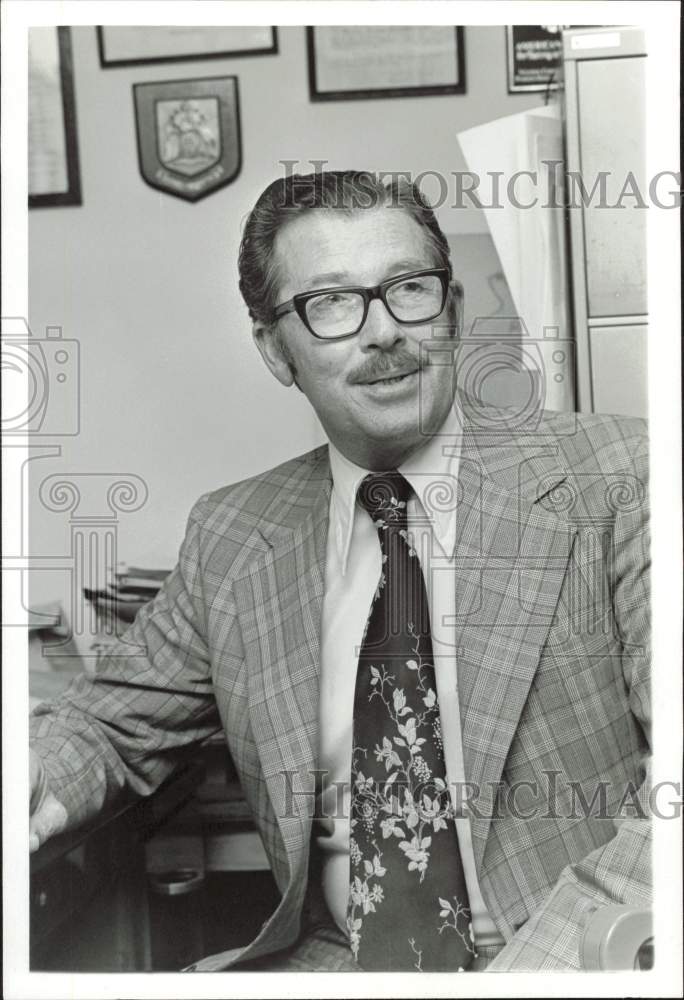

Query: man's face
left=253, top=207, right=460, bottom=470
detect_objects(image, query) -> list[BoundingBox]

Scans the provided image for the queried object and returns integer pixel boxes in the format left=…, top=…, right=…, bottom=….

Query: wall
left=28, top=25, right=543, bottom=605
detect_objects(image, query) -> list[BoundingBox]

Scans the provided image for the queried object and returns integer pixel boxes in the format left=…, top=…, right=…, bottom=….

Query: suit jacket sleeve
left=486, top=435, right=652, bottom=971
left=29, top=494, right=222, bottom=832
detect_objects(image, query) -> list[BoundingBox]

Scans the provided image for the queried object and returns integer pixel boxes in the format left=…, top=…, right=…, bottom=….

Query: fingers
left=29, top=750, right=68, bottom=852
left=29, top=792, right=68, bottom=852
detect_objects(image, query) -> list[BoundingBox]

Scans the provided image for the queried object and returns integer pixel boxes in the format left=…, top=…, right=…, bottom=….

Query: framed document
left=307, top=26, right=466, bottom=101
left=28, top=26, right=82, bottom=208
left=97, top=26, right=278, bottom=67
left=506, top=25, right=563, bottom=93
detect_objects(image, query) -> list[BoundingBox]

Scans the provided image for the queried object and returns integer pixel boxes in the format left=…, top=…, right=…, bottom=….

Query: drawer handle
left=148, top=869, right=204, bottom=897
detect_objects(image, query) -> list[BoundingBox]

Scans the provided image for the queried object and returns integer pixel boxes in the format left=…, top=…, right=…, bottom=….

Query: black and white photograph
left=2, top=1, right=681, bottom=998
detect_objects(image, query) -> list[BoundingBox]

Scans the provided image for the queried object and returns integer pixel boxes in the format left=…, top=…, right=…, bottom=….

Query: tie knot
left=357, top=472, right=412, bottom=526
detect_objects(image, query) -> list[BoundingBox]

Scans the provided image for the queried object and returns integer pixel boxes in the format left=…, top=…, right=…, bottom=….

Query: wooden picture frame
left=97, top=26, right=278, bottom=68
left=29, top=26, right=82, bottom=208
left=307, top=26, right=466, bottom=101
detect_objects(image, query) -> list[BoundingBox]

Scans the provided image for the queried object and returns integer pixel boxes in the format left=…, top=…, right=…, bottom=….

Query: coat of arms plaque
left=134, top=77, right=241, bottom=201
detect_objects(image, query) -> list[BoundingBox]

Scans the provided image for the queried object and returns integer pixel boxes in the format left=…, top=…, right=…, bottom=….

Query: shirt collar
left=328, top=401, right=463, bottom=574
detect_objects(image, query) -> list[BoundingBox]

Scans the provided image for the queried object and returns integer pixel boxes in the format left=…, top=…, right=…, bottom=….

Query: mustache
left=347, top=349, right=425, bottom=385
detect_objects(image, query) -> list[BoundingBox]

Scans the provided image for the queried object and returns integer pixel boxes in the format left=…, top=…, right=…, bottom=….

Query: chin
left=366, top=416, right=424, bottom=451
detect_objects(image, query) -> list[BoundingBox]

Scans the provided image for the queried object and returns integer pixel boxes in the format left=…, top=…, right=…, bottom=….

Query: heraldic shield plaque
left=134, top=76, right=241, bottom=201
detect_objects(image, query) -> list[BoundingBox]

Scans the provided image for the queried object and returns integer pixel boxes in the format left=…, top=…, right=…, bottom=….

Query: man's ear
left=252, top=321, right=295, bottom=387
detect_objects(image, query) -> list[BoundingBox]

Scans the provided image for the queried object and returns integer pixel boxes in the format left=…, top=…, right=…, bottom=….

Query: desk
left=31, top=761, right=204, bottom=971
left=30, top=664, right=276, bottom=969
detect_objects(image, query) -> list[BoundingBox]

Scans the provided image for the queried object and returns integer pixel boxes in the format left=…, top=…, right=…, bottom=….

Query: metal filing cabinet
left=562, top=26, right=648, bottom=418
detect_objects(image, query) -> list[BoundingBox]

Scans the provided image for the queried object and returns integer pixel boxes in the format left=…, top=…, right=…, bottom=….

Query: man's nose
left=357, top=298, right=405, bottom=350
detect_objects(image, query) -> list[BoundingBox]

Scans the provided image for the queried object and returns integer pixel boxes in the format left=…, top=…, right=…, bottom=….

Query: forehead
left=272, top=207, right=434, bottom=294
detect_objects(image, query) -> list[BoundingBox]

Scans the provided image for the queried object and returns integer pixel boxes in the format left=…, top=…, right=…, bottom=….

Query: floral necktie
left=347, top=471, right=476, bottom=972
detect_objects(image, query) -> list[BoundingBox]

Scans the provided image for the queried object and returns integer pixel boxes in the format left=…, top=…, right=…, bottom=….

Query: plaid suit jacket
left=30, top=403, right=651, bottom=971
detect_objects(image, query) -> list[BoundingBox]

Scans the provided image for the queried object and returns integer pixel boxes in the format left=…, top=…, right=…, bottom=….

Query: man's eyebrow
left=301, top=259, right=435, bottom=291
left=385, top=257, right=434, bottom=275
left=301, top=271, right=351, bottom=290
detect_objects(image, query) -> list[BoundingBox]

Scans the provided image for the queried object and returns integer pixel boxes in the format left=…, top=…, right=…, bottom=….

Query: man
left=29, top=171, right=651, bottom=972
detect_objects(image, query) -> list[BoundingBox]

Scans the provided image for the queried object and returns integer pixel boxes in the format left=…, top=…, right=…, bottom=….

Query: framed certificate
left=307, top=26, right=466, bottom=101
left=506, top=25, right=563, bottom=94
left=97, top=26, right=278, bottom=67
left=28, top=26, right=82, bottom=208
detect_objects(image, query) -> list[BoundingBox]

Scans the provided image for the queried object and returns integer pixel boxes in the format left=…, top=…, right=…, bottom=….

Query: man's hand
left=30, top=748, right=67, bottom=852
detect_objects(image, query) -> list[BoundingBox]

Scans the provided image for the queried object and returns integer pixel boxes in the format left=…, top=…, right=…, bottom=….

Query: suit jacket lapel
left=233, top=454, right=331, bottom=895
left=453, top=419, right=578, bottom=872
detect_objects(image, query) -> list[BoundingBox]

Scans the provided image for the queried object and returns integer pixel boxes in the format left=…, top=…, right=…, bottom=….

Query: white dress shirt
left=316, top=403, right=504, bottom=948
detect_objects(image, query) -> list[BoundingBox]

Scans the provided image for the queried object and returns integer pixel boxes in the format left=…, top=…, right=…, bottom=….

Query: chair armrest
left=580, top=905, right=653, bottom=970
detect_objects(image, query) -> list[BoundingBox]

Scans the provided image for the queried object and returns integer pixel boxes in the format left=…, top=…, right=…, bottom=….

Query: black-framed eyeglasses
left=272, top=267, right=450, bottom=341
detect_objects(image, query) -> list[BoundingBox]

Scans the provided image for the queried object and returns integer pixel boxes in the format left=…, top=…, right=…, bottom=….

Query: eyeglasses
left=272, top=268, right=450, bottom=341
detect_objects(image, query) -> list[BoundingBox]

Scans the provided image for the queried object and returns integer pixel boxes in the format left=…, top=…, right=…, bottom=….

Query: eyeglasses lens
left=386, top=274, right=444, bottom=320
left=305, top=291, right=365, bottom=339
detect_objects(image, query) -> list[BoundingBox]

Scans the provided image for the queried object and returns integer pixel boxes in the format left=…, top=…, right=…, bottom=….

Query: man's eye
left=395, top=280, right=428, bottom=296
left=310, top=292, right=355, bottom=313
